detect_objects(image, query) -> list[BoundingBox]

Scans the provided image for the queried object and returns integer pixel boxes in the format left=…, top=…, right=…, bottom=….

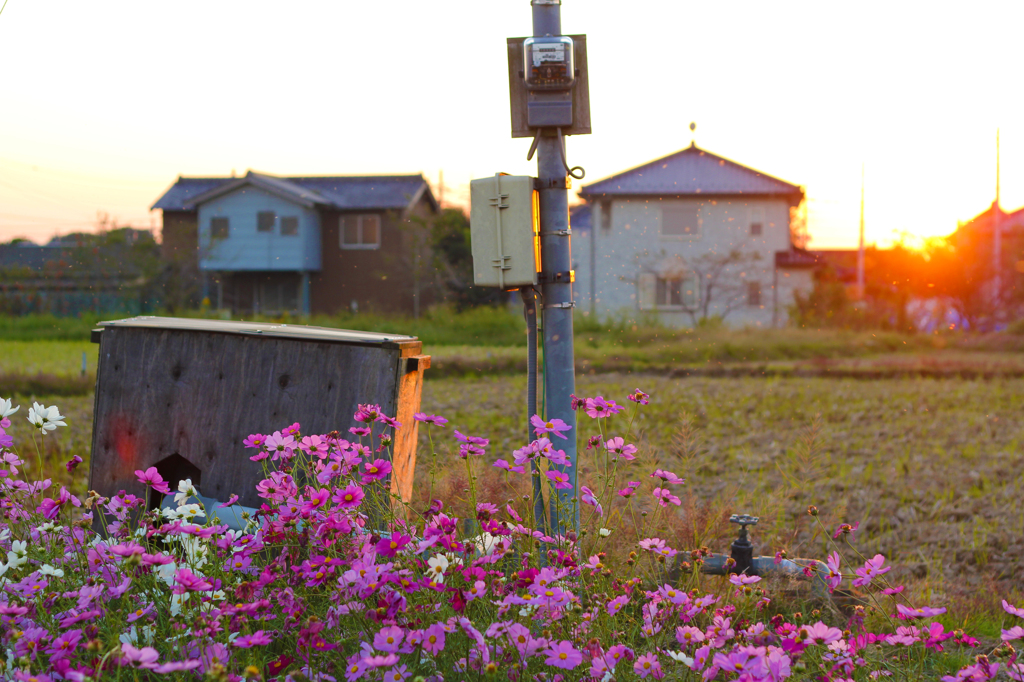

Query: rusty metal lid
left=96, top=316, right=417, bottom=346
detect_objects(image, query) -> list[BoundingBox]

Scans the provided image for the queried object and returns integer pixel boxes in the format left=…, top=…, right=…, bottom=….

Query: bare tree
left=681, top=248, right=762, bottom=325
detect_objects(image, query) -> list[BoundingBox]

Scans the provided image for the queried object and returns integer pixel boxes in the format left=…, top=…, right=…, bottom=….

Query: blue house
left=152, top=171, right=438, bottom=315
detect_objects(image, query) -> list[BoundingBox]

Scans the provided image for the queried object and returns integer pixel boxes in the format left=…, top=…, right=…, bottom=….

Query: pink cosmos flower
left=422, top=624, right=446, bottom=655
left=896, top=604, right=947, bottom=619
left=172, top=568, right=213, bottom=594
left=375, top=534, right=411, bottom=558
left=852, top=554, right=891, bottom=587
left=651, top=469, right=685, bottom=485
left=374, top=626, right=405, bottom=653
left=413, top=413, right=448, bottom=426
left=233, top=630, right=273, bottom=648
left=882, top=585, right=905, bottom=595
left=530, top=414, right=573, bottom=439
left=265, top=431, right=296, bottom=460
left=121, top=643, right=159, bottom=669
left=1002, top=626, right=1024, bottom=642
left=1004, top=600, right=1024, bottom=618
left=628, top=388, right=650, bottom=404
left=154, top=661, right=202, bottom=674
left=493, top=459, right=525, bottom=474
left=618, top=481, right=641, bottom=498
left=361, top=459, right=392, bottom=483
left=607, top=595, right=629, bottom=616
left=355, top=404, right=384, bottom=423
left=544, top=641, right=582, bottom=670
left=134, top=467, right=171, bottom=494
left=676, top=626, right=705, bottom=646
left=604, top=436, right=638, bottom=460
left=350, top=426, right=371, bottom=437
left=334, top=484, right=365, bottom=508
left=824, top=551, right=842, bottom=591
left=544, top=469, right=572, bottom=490
left=464, top=580, right=486, bottom=602
left=65, top=455, right=83, bottom=472
left=728, top=574, right=762, bottom=586
left=363, top=654, right=400, bottom=669
left=584, top=396, right=624, bottom=419
left=454, top=430, right=489, bottom=446
left=633, top=653, right=663, bottom=679
left=833, top=521, right=859, bottom=540
left=653, top=487, right=681, bottom=507
left=243, top=433, right=266, bottom=449
left=580, top=485, right=603, bottom=516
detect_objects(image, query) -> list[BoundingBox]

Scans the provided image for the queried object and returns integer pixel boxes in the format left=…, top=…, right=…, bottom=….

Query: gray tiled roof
left=579, top=144, right=803, bottom=199
left=152, top=172, right=435, bottom=212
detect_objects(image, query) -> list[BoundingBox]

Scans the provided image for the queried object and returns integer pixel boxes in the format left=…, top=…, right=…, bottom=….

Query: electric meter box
left=470, top=175, right=540, bottom=289
left=523, top=36, right=574, bottom=127
left=507, top=35, right=591, bottom=138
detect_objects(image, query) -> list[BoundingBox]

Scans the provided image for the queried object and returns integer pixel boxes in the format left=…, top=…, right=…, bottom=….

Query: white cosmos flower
left=0, top=399, right=18, bottom=419
left=119, top=625, right=155, bottom=646
left=39, top=564, right=64, bottom=578
left=666, top=651, right=694, bottom=665
left=175, top=478, right=199, bottom=506
left=599, top=528, right=612, bottom=537
left=10, top=540, right=26, bottom=556
left=426, top=553, right=449, bottom=582
left=27, top=403, right=66, bottom=434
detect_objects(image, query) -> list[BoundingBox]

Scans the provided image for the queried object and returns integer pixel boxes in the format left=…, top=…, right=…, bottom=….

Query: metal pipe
left=700, top=554, right=831, bottom=600
left=532, top=0, right=578, bottom=535
left=521, top=286, right=546, bottom=533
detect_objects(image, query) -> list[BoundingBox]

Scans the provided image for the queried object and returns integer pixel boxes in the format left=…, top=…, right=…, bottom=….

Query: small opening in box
left=148, top=453, right=202, bottom=511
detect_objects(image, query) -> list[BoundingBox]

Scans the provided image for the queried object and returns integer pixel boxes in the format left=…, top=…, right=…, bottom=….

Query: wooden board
left=89, top=327, right=421, bottom=509
left=507, top=34, right=592, bottom=139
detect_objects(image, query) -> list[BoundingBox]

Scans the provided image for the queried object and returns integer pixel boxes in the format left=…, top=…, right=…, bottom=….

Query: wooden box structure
left=88, top=317, right=430, bottom=508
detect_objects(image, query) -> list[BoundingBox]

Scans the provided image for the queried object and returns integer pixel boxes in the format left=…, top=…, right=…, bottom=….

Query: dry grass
left=417, top=373, right=1024, bottom=621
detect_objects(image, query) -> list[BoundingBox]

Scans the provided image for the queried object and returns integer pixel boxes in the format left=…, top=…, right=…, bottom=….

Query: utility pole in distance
left=531, top=0, right=577, bottom=535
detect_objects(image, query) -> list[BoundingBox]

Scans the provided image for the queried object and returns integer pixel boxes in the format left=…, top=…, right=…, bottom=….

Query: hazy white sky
left=1, top=0, right=1021, bottom=248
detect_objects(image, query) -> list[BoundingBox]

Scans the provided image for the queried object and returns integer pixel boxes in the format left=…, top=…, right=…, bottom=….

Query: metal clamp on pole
left=534, top=177, right=572, bottom=190
left=538, top=270, right=574, bottom=284
left=544, top=301, right=576, bottom=309
left=540, top=229, right=571, bottom=236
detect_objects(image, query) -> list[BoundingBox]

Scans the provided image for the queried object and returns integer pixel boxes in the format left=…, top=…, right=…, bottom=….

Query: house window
left=280, top=216, right=299, bottom=236
left=638, top=272, right=698, bottom=310
left=600, top=200, right=612, bottom=232
left=210, top=217, right=229, bottom=240
left=662, top=205, right=700, bottom=238
left=258, top=280, right=299, bottom=313
left=340, top=214, right=381, bottom=249
left=257, top=211, right=276, bottom=233
left=747, top=281, right=762, bottom=306
left=750, top=207, right=764, bottom=236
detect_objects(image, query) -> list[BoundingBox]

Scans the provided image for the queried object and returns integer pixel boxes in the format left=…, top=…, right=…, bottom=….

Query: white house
left=573, top=143, right=811, bottom=327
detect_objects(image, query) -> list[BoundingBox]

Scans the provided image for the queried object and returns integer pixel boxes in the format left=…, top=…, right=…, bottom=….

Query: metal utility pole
left=993, top=129, right=1002, bottom=323
left=531, top=0, right=578, bottom=534
left=856, top=165, right=865, bottom=301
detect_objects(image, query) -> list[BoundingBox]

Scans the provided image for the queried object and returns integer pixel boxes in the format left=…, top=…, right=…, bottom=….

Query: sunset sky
left=1, top=0, right=1021, bottom=249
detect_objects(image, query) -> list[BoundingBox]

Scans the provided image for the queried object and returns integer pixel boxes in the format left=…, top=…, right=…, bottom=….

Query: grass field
left=9, top=370, right=1023, bottom=631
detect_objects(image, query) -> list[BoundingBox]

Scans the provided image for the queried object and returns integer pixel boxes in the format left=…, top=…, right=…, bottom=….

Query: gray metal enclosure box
left=88, top=317, right=430, bottom=510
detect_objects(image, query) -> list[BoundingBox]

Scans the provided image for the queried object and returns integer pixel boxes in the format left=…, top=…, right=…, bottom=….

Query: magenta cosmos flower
left=530, top=414, right=572, bottom=440
left=651, top=469, right=684, bottom=485
left=852, top=554, right=891, bottom=587
left=333, top=484, right=365, bottom=508
left=361, top=459, right=392, bottom=483
left=413, top=413, right=448, bottom=426
left=233, top=630, right=273, bottom=648
left=544, top=641, right=582, bottom=670
left=628, top=388, right=650, bottom=405
left=896, top=604, right=947, bottom=619
left=544, top=469, right=572, bottom=490
left=134, top=467, right=171, bottom=494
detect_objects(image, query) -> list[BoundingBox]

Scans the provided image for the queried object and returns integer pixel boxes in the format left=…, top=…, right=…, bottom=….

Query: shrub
left=0, top=394, right=1020, bottom=681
